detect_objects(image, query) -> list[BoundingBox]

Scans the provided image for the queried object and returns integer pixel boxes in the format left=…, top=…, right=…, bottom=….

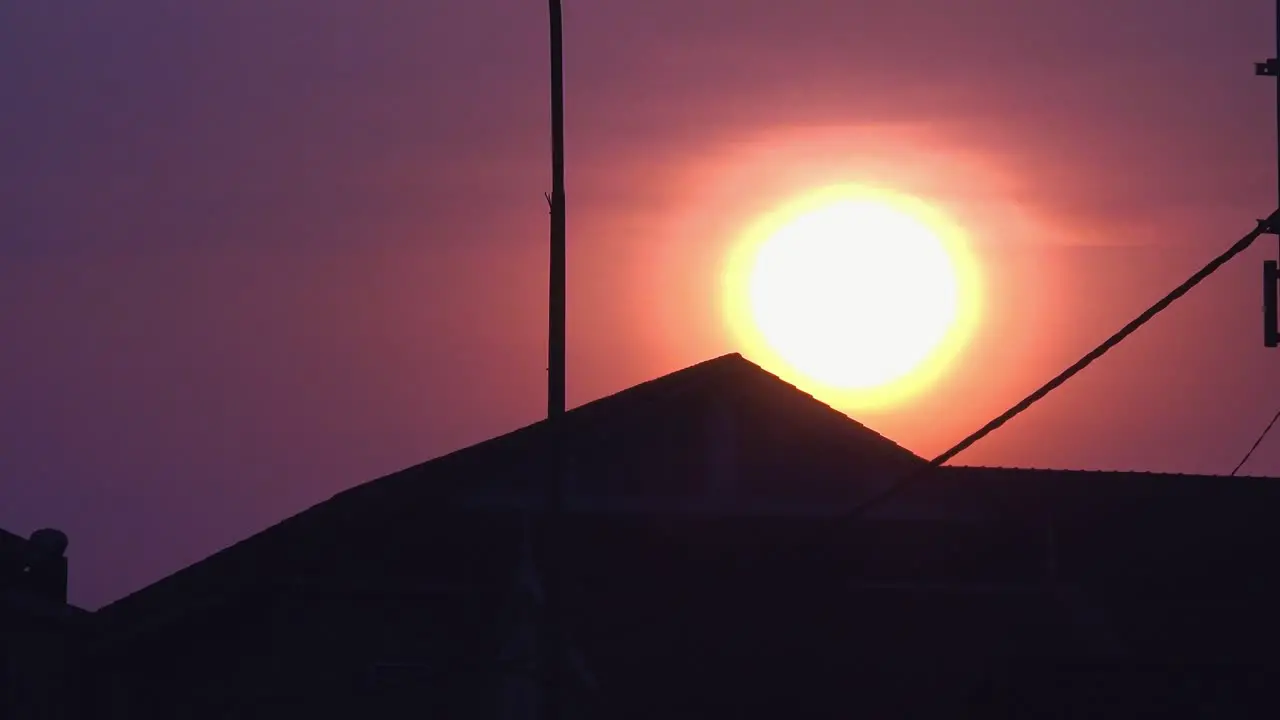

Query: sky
left=3, top=0, right=1280, bottom=609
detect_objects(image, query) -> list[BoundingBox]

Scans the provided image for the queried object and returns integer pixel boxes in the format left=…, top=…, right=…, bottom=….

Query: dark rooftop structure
left=2, top=526, right=88, bottom=720
left=79, top=354, right=1280, bottom=718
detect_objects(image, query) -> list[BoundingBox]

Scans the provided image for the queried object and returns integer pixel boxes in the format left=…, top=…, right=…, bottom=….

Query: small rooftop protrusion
left=28, top=528, right=69, bottom=558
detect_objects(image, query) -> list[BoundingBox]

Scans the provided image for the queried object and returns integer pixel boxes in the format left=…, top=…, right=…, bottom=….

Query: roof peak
left=93, top=351, right=919, bottom=622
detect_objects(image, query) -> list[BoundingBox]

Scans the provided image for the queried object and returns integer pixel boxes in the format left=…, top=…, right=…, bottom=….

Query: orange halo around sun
left=723, top=184, right=982, bottom=411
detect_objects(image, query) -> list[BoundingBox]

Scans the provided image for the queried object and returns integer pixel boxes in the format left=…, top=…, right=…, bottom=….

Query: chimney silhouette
left=23, top=528, right=69, bottom=604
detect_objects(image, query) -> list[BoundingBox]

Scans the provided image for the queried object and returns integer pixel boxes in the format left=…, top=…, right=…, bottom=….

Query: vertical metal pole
left=548, top=2, right=566, bottom=417
left=544, top=0, right=567, bottom=718
left=1256, top=5, right=1280, bottom=345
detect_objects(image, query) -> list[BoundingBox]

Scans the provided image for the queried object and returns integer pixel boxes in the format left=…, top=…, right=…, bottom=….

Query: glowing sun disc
left=723, top=184, right=981, bottom=409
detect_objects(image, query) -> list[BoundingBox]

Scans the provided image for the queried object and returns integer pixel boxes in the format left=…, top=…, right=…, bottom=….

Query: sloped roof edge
left=93, top=353, right=812, bottom=623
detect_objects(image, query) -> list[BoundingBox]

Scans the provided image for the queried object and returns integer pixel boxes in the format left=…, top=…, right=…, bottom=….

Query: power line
left=578, top=209, right=1272, bottom=704
left=787, top=212, right=1280, bottom=557
left=1231, top=406, right=1280, bottom=476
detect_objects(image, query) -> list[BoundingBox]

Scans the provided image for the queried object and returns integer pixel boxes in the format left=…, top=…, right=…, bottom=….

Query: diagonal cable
left=1231, top=406, right=1280, bottom=476
left=787, top=211, right=1280, bottom=559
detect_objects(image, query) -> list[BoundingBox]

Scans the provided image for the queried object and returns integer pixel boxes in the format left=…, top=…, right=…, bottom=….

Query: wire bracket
left=1266, top=260, right=1279, bottom=347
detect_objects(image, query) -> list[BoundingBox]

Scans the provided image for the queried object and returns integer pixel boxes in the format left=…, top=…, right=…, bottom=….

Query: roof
left=933, top=465, right=1280, bottom=517
left=92, top=353, right=1280, bottom=640
left=93, top=353, right=924, bottom=631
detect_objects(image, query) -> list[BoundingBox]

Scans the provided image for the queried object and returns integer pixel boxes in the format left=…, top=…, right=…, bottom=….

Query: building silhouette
left=1, top=526, right=88, bottom=719
left=65, top=355, right=1280, bottom=717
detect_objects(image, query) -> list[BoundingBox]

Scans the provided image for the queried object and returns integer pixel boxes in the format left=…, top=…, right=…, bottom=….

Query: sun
left=723, top=184, right=981, bottom=410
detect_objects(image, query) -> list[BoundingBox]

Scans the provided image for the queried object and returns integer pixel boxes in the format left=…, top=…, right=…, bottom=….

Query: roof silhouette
left=93, top=352, right=924, bottom=630
left=80, top=354, right=1280, bottom=717
left=90, top=352, right=1280, bottom=644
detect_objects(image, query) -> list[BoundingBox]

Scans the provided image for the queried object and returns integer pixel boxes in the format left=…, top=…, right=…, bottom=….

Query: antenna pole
left=548, top=8, right=566, bottom=419
left=1255, top=1, right=1280, bottom=346
left=543, top=0, right=567, bottom=718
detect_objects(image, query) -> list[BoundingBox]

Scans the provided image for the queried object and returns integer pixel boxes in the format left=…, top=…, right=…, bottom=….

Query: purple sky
left=4, top=0, right=1280, bottom=609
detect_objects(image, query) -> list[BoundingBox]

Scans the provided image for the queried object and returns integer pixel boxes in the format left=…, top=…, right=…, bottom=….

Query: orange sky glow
left=635, top=124, right=1071, bottom=455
